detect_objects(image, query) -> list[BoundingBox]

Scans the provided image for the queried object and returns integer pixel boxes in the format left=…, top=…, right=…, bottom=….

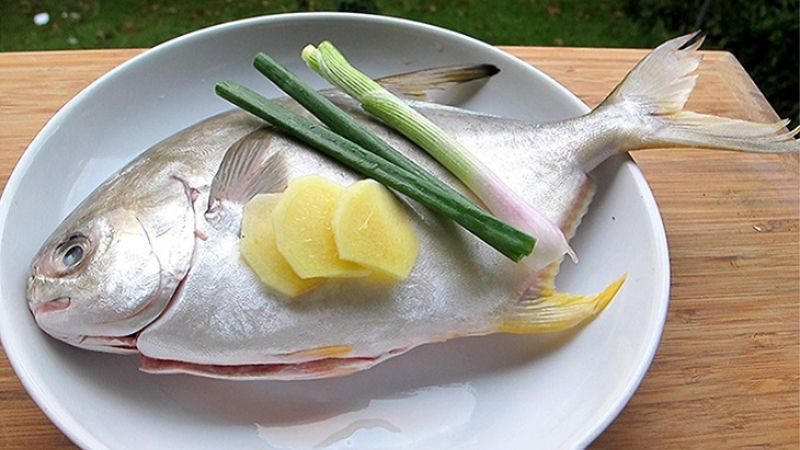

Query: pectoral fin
left=376, top=64, right=500, bottom=101
left=498, top=275, right=626, bottom=334
left=208, top=128, right=288, bottom=211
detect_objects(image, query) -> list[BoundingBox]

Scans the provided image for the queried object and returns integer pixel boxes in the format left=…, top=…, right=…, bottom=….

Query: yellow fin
left=498, top=275, right=626, bottom=334
left=534, top=260, right=561, bottom=297
left=287, top=345, right=353, bottom=359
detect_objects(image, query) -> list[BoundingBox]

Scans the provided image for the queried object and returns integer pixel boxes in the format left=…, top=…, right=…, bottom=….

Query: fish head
left=27, top=205, right=164, bottom=350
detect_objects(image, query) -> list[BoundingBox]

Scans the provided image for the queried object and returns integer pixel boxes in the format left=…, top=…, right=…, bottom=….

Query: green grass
left=0, top=0, right=670, bottom=51
left=377, top=0, right=670, bottom=47
left=1, top=1, right=794, bottom=122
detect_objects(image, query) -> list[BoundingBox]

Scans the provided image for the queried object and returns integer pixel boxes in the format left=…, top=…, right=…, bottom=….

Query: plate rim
left=0, top=12, right=670, bottom=449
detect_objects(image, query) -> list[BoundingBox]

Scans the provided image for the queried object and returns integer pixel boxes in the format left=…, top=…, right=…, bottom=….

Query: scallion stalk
left=252, top=53, right=528, bottom=252
left=253, top=53, right=431, bottom=179
left=215, top=81, right=535, bottom=262
left=302, top=42, right=573, bottom=269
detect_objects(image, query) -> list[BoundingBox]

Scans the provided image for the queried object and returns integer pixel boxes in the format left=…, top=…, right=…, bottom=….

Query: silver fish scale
left=135, top=95, right=603, bottom=365
left=32, top=33, right=799, bottom=372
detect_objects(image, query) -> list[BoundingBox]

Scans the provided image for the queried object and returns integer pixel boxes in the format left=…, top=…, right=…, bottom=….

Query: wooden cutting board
left=0, top=46, right=797, bottom=449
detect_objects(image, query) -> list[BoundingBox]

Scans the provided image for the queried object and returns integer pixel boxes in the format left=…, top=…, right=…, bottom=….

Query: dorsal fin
left=376, top=64, right=500, bottom=100
left=208, top=128, right=288, bottom=212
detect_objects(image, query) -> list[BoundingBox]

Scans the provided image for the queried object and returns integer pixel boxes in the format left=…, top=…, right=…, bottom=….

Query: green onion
left=252, top=53, right=523, bottom=245
left=215, top=81, right=535, bottom=262
left=302, top=42, right=572, bottom=269
left=253, top=53, right=431, bottom=179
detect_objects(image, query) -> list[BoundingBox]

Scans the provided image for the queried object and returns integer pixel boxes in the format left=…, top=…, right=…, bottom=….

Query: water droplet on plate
left=255, top=383, right=476, bottom=449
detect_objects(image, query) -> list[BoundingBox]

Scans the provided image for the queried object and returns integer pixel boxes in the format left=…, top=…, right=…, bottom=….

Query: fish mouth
left=31, top=297, right=71, bottom=315
left=29, top=298, right=138, bottom=354
left=39, top=332, right=139, bottom=355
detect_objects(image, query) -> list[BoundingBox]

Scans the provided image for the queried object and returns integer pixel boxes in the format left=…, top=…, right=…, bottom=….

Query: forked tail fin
left=600, top=31, right=799, bottom=153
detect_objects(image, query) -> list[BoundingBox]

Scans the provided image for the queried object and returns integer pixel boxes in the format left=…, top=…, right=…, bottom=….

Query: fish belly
left=135, top=152, right=529, bottom=365
left=136, top=100, right=595, bottom=368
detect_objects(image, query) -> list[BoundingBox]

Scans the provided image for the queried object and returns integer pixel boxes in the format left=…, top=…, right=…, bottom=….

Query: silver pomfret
left=26, top=33, right=798, bottom=379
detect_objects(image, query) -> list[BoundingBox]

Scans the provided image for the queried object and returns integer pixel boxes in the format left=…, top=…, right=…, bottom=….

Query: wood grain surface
left=0, top=46, right=797, bottom=449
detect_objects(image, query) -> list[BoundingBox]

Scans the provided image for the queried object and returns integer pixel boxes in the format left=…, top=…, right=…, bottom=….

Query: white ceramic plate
left=0, top=13, right=669, bottom=449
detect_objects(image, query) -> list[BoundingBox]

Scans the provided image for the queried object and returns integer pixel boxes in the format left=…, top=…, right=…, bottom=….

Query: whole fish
left=26, top=33, right=798, bottom=379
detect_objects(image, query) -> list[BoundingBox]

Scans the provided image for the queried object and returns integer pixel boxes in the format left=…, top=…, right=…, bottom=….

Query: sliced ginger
left=272, top=175, right=370, bottom=279
left=241, top=176, right=419, bottom=298
left=333, top=179, right=419, bottom=279
left=240, top=194, right=322, bottom=298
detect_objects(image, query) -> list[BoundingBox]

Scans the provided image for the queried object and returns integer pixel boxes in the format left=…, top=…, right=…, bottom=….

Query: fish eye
left=62, top=245, right=84, bottom=267
left=55, top=233, right=89, bottom=272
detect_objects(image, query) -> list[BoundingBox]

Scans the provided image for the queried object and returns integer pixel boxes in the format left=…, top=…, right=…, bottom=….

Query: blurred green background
left=1, top=0, right=797, bottom=123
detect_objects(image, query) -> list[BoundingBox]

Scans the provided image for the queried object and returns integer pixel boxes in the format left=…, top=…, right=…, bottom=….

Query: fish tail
left=497, top=275, right=626, bottom=334
left=600, top=31, right=799, bottom=153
